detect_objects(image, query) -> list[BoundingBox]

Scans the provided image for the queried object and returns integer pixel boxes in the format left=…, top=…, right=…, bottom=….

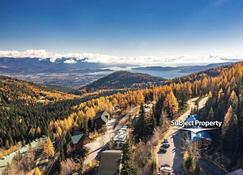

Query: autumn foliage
left=50, top=62, right=243, bottom=139
left=34, top=167, right=42, bottom=175
left=43, top=137, right=55, bottom=158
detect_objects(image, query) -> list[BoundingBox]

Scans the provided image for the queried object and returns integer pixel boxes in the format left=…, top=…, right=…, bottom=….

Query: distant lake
left=131, top=69, right=189, bottom=79
left=97, top=68, right=190, bottom=79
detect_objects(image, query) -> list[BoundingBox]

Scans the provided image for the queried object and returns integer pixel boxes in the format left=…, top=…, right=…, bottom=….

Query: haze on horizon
left=1, top=0, right=243, bottom=63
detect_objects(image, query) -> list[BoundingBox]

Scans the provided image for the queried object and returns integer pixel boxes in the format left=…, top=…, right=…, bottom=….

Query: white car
left=121, top=125, right=128, bottom=129
left=118, top=130, right=126, bottom=135
left=160, top=164, right=174, bottom=173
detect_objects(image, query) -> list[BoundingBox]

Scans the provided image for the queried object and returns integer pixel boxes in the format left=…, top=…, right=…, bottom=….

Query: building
left=93, top=111, right=110, bottom=130
left=185, top=115, right=212, bottom=149
left=227, top=169, right=243, bottom=175
left=70, top=131, right=85, bottom=152
left=98, top=150, right=122, bottom=175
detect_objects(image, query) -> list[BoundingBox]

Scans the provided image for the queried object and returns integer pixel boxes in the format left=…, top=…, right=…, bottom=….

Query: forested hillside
left=198, top=66, right=243, bottom=170
left=0, top=75, right=77, bottom=104
left=80, top=71, right=165, bottom=92
left=0, top=76, right=80, bottom=148
left=50, top=62, right=243, bottom=147
left=2, top=61, right=243, bottom=172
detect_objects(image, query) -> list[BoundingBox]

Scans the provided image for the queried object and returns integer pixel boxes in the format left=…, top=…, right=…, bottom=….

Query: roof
left=227, top=169, right=243, bottom=175
left=191, top=129, right=212, bottom=141
left=185, top=114, right=198, bottom=123
left=94, top=111, right=110, bottom=122
left=186, top=114, right=211, bottom=141
left=98, top=150, right=122, bottom=175
left=71, top=131, right=84, bottom=145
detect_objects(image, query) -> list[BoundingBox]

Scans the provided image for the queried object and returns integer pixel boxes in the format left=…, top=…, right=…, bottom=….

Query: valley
left=0, top=57, right=235, bottom=89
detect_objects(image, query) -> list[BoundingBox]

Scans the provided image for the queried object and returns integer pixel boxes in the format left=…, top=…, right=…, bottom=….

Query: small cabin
left=186, top=115, right=212, bottom=149
left=70, top=131, right=85, bottom=152
left=93, top=111, right=110, bottom=131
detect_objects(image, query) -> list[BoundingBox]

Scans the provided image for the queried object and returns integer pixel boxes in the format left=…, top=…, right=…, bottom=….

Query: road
left=83, top=118, right=116, bottom=167
left=199, top=159, right=227, bottom=175
left=158, top=97, right=208, bottom=174
left=83, top=106, right=139, bottom=168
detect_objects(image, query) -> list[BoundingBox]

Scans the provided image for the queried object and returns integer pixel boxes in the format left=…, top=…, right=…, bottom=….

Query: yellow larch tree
left=164, top=91, right=179, bottom=118
left=34, top=167, right=42, bottom=175
left=44, top=137, right=55, bottom=158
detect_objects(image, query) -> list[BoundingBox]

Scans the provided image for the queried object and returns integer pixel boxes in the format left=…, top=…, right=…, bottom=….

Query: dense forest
left=80, top=71, right=165, bottom=93
left=51, top=62, right=243, bottom=148
left=198, top=75, right=243, bottom=169
left=0, top=76, right=79, bottom=148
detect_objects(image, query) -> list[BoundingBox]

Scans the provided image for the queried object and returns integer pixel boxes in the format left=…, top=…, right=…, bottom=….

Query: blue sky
left=0, top=0, right=243, bottom=57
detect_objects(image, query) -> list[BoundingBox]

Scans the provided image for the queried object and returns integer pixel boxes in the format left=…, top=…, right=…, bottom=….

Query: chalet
left=98, top=150, right=122, bottom=175
left=185, top=115, right=212, bottom=149
left=93, top=111, right=110, bottom=130
left=70, top=131, right=85, bottom=152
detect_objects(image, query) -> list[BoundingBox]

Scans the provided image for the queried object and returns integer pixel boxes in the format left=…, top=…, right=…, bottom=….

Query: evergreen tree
left=229, top=90, right=239, bottom=112
left=60, top=137, right=67, bottom=161
left=222, top=106, right=239, bottom=155
left=207, top=107, right=214, bottom=121
left=153, top=96, right=164, bottom=126
left=121, top=140, right=137, bottom=175
left=133, top=104, right=146, bottom=141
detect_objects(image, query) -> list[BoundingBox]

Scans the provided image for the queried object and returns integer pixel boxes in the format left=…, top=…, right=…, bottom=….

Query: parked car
left=160, top=164, right=174, bottom=173
left=163, top=139, right=169, bottom=143
left=159, top=147, right=167, bottom=154
left=162, top=143, right=170, bottom=149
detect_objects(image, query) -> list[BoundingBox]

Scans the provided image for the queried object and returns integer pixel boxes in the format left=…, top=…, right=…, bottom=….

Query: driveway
left=83, top=118, right=116, bottom=167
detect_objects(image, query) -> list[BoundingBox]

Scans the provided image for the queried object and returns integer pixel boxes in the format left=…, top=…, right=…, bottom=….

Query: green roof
left=71, top=133, right=84, bottom=144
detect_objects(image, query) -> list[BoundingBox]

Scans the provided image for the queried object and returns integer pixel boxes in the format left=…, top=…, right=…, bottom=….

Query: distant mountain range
left=0, top=57, right=239, bottom=89
left=132, top=62, right=232, bottom=74
left=0, top=57, right=113, bottom=73
left=0, top=57, right=114, bottom=88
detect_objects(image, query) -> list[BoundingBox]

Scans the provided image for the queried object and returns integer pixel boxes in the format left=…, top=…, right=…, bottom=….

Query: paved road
left=83, top=118, right=116, bottom=167
left=199, top=159, right=227, bottom=175
left=158, top=97, right=208, bottom=174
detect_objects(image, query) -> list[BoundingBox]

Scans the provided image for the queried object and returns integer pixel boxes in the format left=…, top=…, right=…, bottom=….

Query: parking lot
left=113, top=125, right=129, bottom=149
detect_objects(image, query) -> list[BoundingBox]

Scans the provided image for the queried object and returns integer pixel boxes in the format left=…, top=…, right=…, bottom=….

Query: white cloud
left=64, top=59, right=77, bottom=64
left=0, top=49, right=61, bottom=60
left=0, top=49, right=242, bottom=66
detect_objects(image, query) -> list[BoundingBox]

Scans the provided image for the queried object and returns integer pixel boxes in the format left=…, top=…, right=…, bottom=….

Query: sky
left=0, top=0, right=243, bottom=60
